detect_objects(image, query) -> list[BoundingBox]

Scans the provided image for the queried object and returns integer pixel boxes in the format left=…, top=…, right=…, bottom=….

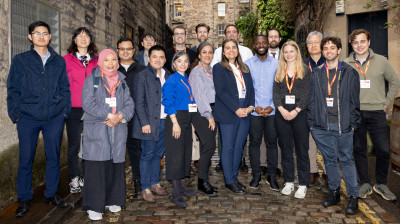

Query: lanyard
left=101, top=71, right=121, bottom=96
left=325, top=63, right=338, bottom=96
left=180, top=79, right=193, bottom=103
left=174, top=47, right=186, bottom=52
left=198, top=63, right=212, bottom=79
left=354, top=58, right=371, bottom=79
left=232, top=68, right=245, bottom=89
left=309, top=61, right=312, bottom=72
left=285, top=68, right=296, bottom=94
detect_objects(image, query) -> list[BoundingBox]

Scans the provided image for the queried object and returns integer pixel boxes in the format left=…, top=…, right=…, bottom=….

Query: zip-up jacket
left=7, top=45, right=71, bottom=123
left=307, top=61, right=360, bottom=134
left=64, top=52, right=98, bottom=108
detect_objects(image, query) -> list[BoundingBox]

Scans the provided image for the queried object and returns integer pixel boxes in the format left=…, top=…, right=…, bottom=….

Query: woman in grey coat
left=81, top=49, right=134, bottom=221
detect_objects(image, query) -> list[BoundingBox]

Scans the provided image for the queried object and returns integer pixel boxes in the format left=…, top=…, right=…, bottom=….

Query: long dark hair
left=67, top=27, right=98, bottom=54
left=189, top=42, right=214, bottom=71
left=220, top=39, right=249, bottom=73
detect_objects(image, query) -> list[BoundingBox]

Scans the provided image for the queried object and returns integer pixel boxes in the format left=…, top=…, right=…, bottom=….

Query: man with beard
left=191, top=23, right=210, bottom=51
left=308, top=37, right=360, bottom=214
left=245, top=35, right=280, bottom=191
left=117, top=37, right=146, bottom=198
left=267, top=28, right=282, bottom=59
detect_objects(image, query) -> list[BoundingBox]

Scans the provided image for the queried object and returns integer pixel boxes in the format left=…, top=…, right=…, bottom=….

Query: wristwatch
left=252, top=107, right=256, bottom=113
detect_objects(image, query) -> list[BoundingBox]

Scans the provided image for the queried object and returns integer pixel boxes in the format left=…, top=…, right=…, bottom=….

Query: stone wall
left=0, top=0, right=165, bottom=153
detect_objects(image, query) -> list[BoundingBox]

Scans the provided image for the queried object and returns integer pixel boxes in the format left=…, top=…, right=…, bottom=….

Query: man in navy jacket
left=7, top=21, right=71, bottom=217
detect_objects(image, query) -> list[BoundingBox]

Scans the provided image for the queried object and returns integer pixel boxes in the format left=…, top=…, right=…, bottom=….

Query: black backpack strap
left=93, top=76, right=100, bottom=93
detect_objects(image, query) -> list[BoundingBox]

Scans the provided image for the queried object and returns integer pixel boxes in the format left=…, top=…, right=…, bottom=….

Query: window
left=11, top=0, right=60, bottom=58
left=174, top=3, right=182, bottom=17
left=217, top=25, right=225, bottom=36
left=239, top=0, right=249, bottom=2
left=218, top=3, right=225, bottom=17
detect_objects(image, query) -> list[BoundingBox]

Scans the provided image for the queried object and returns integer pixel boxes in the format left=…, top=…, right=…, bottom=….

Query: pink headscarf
left=98, top=49, right=120, bottom=114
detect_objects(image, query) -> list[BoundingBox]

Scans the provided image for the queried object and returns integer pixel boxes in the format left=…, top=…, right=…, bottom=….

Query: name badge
left=239, top=87, right=246, bottom=99
left=360, top=80, right=370, bottom=88
left=105, top=97, right=117, bottom=107
left=285, top=95, right=295, bottom=104
left=189, top=104, right=197, bottom=112
left=326, top=98, right=334, bottom=107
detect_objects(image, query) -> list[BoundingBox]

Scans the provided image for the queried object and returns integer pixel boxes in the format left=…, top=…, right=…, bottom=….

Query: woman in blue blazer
left=213, top=39, right=255, bottom=194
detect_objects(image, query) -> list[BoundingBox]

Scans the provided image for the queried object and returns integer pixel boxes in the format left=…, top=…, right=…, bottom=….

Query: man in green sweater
left=344, top=29, right=400, bottom=201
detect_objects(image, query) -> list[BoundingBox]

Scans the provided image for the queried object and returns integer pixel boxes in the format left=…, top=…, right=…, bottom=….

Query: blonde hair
left=275, top=40, right=305, bottom=83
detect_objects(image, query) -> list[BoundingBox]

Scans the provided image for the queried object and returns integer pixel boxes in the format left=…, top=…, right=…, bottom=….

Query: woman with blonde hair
left=273, top=40, right=311, bottom=199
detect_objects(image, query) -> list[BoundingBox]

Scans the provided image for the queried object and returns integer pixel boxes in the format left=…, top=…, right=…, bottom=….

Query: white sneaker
left=294, top=185, right=307, bottom=199
left=78, top=177, right=84, bottom=187
left=281, top=182, right=294, bottom=196
left=69, top=176, right=81, bottom=193
left=106, top=205, right=121, bottom=213
left=87, top=210, right=102, bottom=220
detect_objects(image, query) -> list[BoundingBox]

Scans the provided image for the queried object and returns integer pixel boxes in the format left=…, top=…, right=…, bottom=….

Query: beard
left=269, top=41, right=279, bottom=48
left=255, top=48, right=268, bottom=56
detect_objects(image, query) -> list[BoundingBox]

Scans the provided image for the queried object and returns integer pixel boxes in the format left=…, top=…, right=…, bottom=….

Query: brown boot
left=150, top=183, right=168, bottom=196
left=142, top=189, right=156, bottom=203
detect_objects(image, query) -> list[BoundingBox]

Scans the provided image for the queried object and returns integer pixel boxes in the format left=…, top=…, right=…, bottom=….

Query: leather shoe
left=215, top=162, right=223, bottom=173
left=260, top=166, right=267, bottom=175
left=45, top=194, right=69, bottom=208
left=239, top=158, right=249, bottom=172
left=345, top=196, right=358, bottom=215
left=266, top=176, right=280, bottom=191
left=310, top=173, right=319, bottom=185
left=249, top=174, right=261, bottom=189
left=15, top=200, right=31, bottom=217
left=198, top=179, right=218, bottom=196
left=235, top=180, right=246, bottom=190
left=225, top=182, right=245, bottom=194
left=323, top=188, right=340, bottom=207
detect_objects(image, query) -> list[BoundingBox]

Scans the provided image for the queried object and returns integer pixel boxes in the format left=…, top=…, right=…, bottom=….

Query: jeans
left=353, top=110, right=390, bottom=185
left=66, top=107, right=84, bottom=180
left=249, top=115, right=278, bottom=176
left=312, top=122, right=359, bottom=197
left=127, top=121, right=142, bottom=181
left=17, top=113, right=65, bottom=200
left=140, top=119, right=165, bottom=190
left=275, top=110, right=310, bottom=185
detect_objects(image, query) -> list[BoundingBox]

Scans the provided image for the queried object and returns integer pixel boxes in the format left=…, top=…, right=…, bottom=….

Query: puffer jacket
left=81, top=67, right=134, bottom=163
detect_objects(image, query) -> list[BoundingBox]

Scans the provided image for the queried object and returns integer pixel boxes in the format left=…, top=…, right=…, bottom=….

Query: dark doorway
left=138, top=26, right=145, bottom=51
left=348, top=10, right=388, bottom=58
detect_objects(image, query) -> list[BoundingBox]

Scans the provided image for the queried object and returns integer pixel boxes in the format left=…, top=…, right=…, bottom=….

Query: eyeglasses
left=118, top=47, right=134, bottom=51
left=32, top=32, right=49, bottom=37
left=174, top=33, right=185, bottom=36
left=307, top=41, right=321, bottom=46
left=143, top=39, right=155, bottom=43
left=76, top=35, right=90, bottom=39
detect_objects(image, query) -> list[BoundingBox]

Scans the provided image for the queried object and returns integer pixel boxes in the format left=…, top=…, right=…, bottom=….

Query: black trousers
left=192, top=111, right=217, bottom=181
left=165, top=111, right=193, bottom=180
left=353, top=110, right=390, bottom=185
left=249, top=115, right=278, bottom=176
left=127, top=121, right=142, bottom=181
left=66, top=107, right=85, bottom=179
left=82, top=160, right=126, bottom=213
left=275, top=110, right=310, bottom=185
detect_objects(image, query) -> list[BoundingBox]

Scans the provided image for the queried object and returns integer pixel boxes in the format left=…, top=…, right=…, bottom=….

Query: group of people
left=7, top=20, right=400, bottom=221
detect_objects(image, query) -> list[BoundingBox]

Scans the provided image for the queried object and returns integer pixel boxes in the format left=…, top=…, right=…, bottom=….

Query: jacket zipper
left=337, top=70, right=342, bottom=135
left=317, top=72, right=329, bottom=130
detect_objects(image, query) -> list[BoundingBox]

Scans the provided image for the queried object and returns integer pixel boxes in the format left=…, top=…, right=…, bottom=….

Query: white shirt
left=159, top=68, right=167, bottom=119
left=210, top=45, right=253, bottom=67
left=268, top=48, right=280, bottom=60
left=120, top=64, right=130, bottom=72
left=229, top=63, right=246, bottom=98
left=76, top=52, right=91, bottom=66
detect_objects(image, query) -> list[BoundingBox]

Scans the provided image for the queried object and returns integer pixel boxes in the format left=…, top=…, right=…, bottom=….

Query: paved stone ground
left=63, top=157, right=400, bottom=224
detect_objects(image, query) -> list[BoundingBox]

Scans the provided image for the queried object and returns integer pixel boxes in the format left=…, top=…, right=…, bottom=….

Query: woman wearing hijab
left=81, top=49, right=134, bottom=220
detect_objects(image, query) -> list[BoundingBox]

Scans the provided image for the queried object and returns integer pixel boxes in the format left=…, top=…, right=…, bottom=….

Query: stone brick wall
left=0, top=0, right=164, bottom=153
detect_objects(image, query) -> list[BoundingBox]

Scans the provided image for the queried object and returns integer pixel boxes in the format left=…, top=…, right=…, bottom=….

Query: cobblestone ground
left=63, top=157, right=400, bottom=224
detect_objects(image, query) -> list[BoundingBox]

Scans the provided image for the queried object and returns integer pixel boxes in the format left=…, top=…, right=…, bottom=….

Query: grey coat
left=132, top=65, right=170, bottom=141
left=82, top=67, right=134, bottom=163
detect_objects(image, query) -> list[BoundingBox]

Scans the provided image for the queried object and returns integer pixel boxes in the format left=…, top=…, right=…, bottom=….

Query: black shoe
left=266, top=176, right=280, bottom=191
left=198, top=179, right=218, bottom=197
left=171, top=192, right=188, bottom=207
left=260, top=166, right=267, bottom=175
left=133, top=179, right=142, bottom=197
left=235, top=180, right=246, bottom=190
left=239, top=158, right=249, bottom=172
left=345, top=196, right=358, bottom=215
left=45, top=194, right=69, bottom=208
left=225, top=182, right=245, bottom=194
left=323, top=188, right=340, bottom=207
left=15, top=200, right=31, bottom=217
left=249, top=174, right=261, bottom=189
left=310, top=173, right=319, bottom=185
left=215, top=162, right=223, bottom=173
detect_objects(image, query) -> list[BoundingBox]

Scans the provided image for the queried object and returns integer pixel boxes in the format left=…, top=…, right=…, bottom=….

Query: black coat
left=164, top=47, right=197, bottom=75
left=307, top=61, right=360, bottom=133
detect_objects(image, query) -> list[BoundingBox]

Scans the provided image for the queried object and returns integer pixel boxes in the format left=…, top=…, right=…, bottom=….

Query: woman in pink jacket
left=63, top=27, right=98, bottom=194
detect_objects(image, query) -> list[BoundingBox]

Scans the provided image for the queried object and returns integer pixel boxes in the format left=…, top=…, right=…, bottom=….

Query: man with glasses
left=7, top=21, right=71, bottom=217
left=191, top=23, right=211, bottom=51
left=165, top=25, right=197, bottom=74
left=117, top=37, right=146, bottom=198
left=135, top=33, right=157, bottom=66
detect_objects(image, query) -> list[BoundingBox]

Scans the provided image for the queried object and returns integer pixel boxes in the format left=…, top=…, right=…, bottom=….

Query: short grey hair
left=171, top=51, right=189, bottom=72
left=306, top=31, right=324, bottom=43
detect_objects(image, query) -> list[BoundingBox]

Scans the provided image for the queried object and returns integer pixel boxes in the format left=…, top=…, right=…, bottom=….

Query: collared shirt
left=353, top=53, right=370, bottom=66
left=162, top=72, right=196, bottom=115
left=76, top=52, right=91, bottom=67
left=210, top=45, right=253, bottom=67
left=159, top=68, right=167, bottom=119
left=304, top=55, right=325, bottom=70
left=42, top=50, right=51, bottom=66
left=245, top=55, right=278, bottom=116
left=144, top=51, right=149, bottom=66
left=268, top=48, right=280, bottom=59
left=189, top=62, right=215, bottom=119
left=229, top=62, right=246, bottom=98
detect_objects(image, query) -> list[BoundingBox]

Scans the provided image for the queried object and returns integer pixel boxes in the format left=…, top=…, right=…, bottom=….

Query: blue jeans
left=140, top=119, right=165, bottom=190
left=311, top=123, right=359, bottom=197
left=17, top=113, right=65, bottom=200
